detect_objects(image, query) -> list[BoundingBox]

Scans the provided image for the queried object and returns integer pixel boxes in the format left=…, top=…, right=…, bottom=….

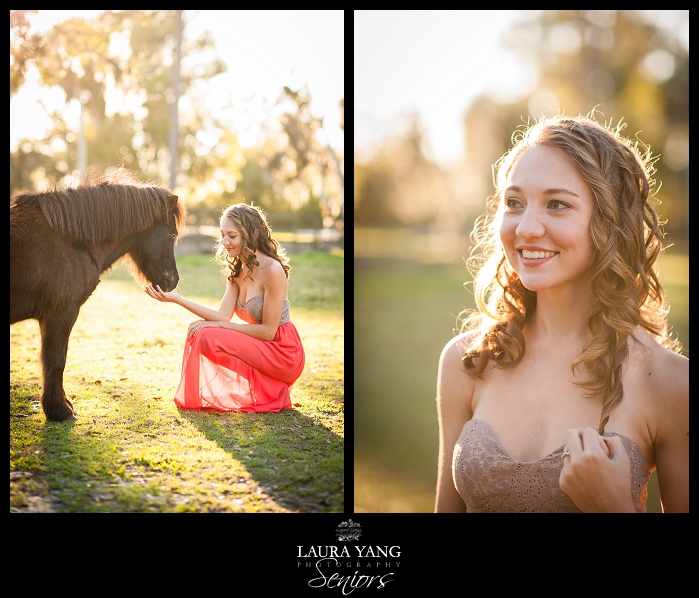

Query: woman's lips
left=518, top=249, right=558, bottom=266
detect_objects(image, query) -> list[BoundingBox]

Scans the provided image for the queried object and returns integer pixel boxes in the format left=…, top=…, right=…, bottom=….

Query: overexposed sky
left=355, top=10, right=538, bottom=166
left=10, top=10, right=344, bottom=152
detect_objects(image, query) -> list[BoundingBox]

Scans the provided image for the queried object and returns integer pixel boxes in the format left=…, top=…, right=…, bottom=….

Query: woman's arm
left=435, top=334, right=475, bottom=513
left=144, top=279, right=238, bottom=322
left=653, top=352, right=689, bottom=513
left=559, top=350, right=689, bottom=513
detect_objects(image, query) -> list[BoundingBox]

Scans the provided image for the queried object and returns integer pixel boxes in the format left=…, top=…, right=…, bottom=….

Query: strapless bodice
left=452, top=418, right=650, bottom=513
left=235, top=295, right=290, bottom=326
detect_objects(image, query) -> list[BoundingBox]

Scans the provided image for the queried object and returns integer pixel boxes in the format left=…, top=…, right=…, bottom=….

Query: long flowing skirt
left=173, top=321, right=305, bottom=412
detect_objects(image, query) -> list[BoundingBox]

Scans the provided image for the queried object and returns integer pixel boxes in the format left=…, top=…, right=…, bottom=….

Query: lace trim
left=452, top=419, right=649, bottom=513
left=235, top=294, right=290, bottom=326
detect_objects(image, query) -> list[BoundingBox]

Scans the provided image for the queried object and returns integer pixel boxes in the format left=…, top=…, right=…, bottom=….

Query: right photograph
left=354, top=9, right=689, bottom=513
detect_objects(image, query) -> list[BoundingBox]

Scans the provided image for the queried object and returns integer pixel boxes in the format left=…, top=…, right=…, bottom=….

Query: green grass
left=354, top=253, right=688, bottom=513
left=10, top=250, right=344, bottom=513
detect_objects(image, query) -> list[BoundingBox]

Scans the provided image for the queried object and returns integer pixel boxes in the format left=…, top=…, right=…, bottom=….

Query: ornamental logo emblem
left=335, top=519, right=362, bottom=541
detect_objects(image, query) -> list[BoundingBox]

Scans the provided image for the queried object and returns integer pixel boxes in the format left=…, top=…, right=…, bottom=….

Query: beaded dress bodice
left=235, top=295, right=290, bottom=326
left=452, top=418, right=649, bottom=513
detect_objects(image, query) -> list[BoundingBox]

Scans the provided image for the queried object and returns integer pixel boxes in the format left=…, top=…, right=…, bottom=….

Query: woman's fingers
left=604, top=435, right=630, bottom=464
left=144, top=285, right=160, bottom=298
left=581, top=427, right=610, bottom=457
left=564, top=427, right=611, bottom=464
left=560, top=429, right=634, bottom=512
left=564, top=428, right=584, bottom=457
left=144, top=284, right=169, bottom=302
left=187, top=320, right=204, bottom=339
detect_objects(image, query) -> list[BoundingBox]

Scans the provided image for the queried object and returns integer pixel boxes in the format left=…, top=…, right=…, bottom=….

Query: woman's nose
left=515, top=207, right=545, bottom=239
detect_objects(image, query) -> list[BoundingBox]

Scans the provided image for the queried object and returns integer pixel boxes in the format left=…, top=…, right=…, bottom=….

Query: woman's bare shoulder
left=630, top=327, right=687, bottom=375
left=258, top=255, right=286, bottom=282
left=438, top=331, right=479, bottom=409
left=631, top=330, right=688, bottom=509
left=442, top=330, right=479, bottom=361
left=630, top=327, right=688, bottom=409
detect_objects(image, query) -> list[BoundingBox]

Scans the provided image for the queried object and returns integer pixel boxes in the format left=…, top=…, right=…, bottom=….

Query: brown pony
left=10, top=167, right=187, bottom=422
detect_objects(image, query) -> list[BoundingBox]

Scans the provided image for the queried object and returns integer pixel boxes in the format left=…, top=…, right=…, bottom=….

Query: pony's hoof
left=45, top=408, right=78, bottom=422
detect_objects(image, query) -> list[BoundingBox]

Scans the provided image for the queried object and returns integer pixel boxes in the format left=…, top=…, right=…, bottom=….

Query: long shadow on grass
left=10, top=380, right=343, bottom=513
left=178, top=408, right=344, bottom=513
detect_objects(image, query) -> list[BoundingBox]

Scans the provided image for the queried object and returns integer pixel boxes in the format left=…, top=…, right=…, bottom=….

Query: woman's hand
left=144, top=284, right=181, bottom=303
left=559, top=427, right=636, bottom=513
left=187, top=320, right=221, bottom=340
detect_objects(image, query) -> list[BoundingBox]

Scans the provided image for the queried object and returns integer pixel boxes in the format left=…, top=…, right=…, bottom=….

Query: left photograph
left=10, top=9, right=344, bottom=514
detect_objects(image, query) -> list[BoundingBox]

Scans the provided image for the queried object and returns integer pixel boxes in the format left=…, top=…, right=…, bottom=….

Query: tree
left=320, top=98, right=345, bottom=221
left=258, top=86, right=344, bottom=229
left=354, top=113, right=456, bottom=230
left=10, top=10, right=229, bottom=193
left=10, top=10, right=43, bottom=96
left=10, top=11, right=342, bottom=230
left=169, top=10, right=183, bottom=189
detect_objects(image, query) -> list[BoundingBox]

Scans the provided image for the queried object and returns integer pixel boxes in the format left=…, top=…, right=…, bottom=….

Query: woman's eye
left=504, top=198, right=519, bottom=208
left=548, top=200, right=568, bottom=210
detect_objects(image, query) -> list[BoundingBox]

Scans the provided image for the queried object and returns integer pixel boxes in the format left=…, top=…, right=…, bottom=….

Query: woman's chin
left=517, top=274, right=551, bottom=292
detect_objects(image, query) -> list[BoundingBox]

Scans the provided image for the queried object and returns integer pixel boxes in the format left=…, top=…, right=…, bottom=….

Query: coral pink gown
left=174, top=295, right=304, bottom=412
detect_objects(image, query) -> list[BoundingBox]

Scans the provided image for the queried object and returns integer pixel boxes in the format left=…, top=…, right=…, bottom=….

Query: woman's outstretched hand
left=144, top=284, right=180, bottom=303
left=559, top=427, right=636, bottom=513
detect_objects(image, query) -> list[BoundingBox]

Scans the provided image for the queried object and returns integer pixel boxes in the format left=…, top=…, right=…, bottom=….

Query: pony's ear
left=167, top=195, right=179, bottom=210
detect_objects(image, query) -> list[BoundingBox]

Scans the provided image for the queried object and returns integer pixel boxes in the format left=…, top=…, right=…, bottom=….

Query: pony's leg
left=38, top=309, right=81, bottom=422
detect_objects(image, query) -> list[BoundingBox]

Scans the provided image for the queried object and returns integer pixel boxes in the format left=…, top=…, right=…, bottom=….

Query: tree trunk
left=169, top=10, right=183, bottom=190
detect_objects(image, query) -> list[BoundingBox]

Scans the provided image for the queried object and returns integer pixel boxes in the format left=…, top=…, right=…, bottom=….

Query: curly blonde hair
left=459, top=113, right=681, bottom=434
left=215, top=202, right=291, bottom=283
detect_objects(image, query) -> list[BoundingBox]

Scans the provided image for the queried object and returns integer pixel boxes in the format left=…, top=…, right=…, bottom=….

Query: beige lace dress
left=452, top=418, right=650, bottom=513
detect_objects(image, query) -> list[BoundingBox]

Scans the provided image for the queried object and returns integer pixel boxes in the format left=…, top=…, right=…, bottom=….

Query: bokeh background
left=11, top=10, right=344, bottom=242
left=354, top=10, right=688, bottom=513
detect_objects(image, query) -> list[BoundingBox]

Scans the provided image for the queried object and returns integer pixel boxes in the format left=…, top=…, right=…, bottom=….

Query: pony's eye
left=171, top=233, right=177, bottom=240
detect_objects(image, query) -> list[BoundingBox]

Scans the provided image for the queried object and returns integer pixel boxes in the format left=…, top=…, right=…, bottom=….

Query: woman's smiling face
left=498, top=144, right=597, bottom=293
left=220, top=218, right=244, bottom=258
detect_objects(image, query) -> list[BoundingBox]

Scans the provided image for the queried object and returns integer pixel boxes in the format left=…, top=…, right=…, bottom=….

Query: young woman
left=145, top=203, right=305, bottom=412
left=435, top=114, right=688, bottom=513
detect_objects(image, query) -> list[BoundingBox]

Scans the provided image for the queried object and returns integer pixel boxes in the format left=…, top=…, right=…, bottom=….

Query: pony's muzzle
left=157, top=270, right=179, bottom=292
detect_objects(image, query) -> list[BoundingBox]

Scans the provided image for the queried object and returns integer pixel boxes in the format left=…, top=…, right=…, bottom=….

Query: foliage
left=256, top=85, right=344, bottom=227
left=10, top=10, right=229, bottom=188
left=10, top=11, right=344, bottom=230
left=10, top=251, right=344, bottom=513
left=354, top=116, right=455, bottom=229
left=10, top=10, right=43, bottom=95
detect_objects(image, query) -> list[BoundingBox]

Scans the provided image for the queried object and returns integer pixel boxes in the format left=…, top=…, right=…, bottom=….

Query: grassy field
left=354, top=252, right=688, bottom=513
left=10, top=250, right=344, bottom=513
